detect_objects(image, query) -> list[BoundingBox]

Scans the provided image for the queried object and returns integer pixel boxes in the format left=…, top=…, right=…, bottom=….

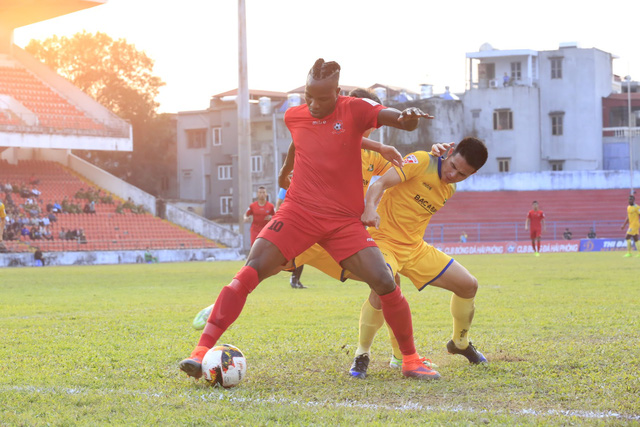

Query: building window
left=471, top=109, right=481, bottom=119
left=220, top=196, right=233, bottom=215
left=218, top=165, right=232, bottom=180
left=212, top=127, right=222, bottom=146
left=498, top=158, right=510, bottom=172
left=550, top=112, right=564, bottom=135
left=493, top=109, right=513, bottom=130
left=550, top=161, right=564, bottom=171
left=551, top=58, right=563, bottom=79
left=510, top=62, right=521, bottom=81
left=186, top=129, right=207, bottom=149
left=251, top=156, right=263, bottom=173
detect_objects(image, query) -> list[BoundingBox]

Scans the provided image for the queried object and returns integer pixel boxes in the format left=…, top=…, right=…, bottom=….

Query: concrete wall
left=457, top=169, right=640, bottom=191
left=67, top=153, right=157, bottom=215
left=0, top=247, right=243, bottom=268
left=165, top=203, right=242, bottom=249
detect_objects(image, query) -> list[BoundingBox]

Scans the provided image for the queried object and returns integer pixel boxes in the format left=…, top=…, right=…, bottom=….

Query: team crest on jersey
left=332, top=120, right=345, bottom=134
left=367, top=164, right=374, bottom=172
left=404, top=154, right=419, bottom=164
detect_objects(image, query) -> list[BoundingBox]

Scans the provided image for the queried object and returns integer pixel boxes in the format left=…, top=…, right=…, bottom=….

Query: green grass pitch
left=1, top=252, right=639, bottom=425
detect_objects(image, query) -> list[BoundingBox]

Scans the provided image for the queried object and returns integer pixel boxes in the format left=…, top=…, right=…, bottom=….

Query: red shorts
left=256, top=200, right=377, bottom=263
left=530, top=229, right=542, bottom=239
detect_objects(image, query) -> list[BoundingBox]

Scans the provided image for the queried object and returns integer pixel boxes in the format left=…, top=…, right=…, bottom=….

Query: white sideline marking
left=4, top=385, right=639, bottom=421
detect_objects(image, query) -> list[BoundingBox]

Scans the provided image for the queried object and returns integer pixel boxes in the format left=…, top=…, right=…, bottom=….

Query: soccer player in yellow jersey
left=620, top=194, right=640, bottom=257
left=0, top=198, right=6, bottom=242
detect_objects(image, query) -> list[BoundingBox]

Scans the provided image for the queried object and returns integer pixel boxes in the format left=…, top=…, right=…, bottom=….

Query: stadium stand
left=0, top=64, right=102, bottom=131
left=427, top=189, right=630, bottom=243
left=1, top=160, right=218, bottom=253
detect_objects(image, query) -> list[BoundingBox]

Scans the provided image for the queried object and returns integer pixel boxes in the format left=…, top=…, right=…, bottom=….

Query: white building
left=464, top=42, right=617, bottom=174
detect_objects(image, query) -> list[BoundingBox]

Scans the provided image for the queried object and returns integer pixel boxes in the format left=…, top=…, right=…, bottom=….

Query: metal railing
left=425, top=220, right=621, bottom=243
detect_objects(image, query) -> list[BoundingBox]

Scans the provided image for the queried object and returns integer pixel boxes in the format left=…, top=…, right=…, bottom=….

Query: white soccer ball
left=201, top=344, right=247, bottom=388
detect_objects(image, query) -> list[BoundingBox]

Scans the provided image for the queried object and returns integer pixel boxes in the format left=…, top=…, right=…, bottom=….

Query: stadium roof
left=0, top=0, right=105, bottom=29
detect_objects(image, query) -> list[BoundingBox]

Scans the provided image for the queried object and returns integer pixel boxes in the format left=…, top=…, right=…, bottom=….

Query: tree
left=25, top=32, right=174, bottom=196
left=25, top=31, right=164, bottom=122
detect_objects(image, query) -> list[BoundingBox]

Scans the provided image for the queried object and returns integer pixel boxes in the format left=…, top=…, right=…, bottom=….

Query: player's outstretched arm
left=361, top=168, right=402, bottom=229
left=278, top=141, right=296, bottom=190
left=377, top=106, right=434, bottom=131
left=361, top=137, right=403, bottom=168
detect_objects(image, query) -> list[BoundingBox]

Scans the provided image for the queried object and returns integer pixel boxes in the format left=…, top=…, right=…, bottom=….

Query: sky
left=13, top=0, right=640, bottom=113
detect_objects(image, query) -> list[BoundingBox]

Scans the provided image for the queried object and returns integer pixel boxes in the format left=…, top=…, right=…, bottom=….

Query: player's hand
left=380, top=145, right=404, bottom=169
left=397, top=107, right=434, bottom=123
left=430, top=142, right=455, bottom=157
left=361, top=210, right=381, bottom=229
left=278, top=171, right=292, bottom=190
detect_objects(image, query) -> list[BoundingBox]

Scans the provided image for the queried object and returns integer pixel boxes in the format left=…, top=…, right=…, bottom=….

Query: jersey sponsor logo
left=413, top=194, right=438, bottom=214
left=332, top=120, right=345, bottom=134
left=312, top=120, right=327, bottom=125
left=367, top=237, right=375, bottom=242
left=422, top=182, right=432, bottom=190
left=404, top=154, right=418, bottom=164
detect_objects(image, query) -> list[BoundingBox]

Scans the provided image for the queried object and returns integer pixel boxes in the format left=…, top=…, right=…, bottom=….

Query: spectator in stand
left=563, top=228, right=572, bottom=240
left=52, top=201, right=62, bottom=213
left=587, top=228, right=597, bottom=239
left=31, top=187, right=41, bottom=198
left=48, top=211, right=57, bottom=223
left=83, top=200, right=96, bottom=214
left=460, top=231, right=468, bottom=243
left=43, top=225, right=54, bottom=241
left=58, top=227, right=66, bottom=240
left=78, top=229, right=87, bottom=244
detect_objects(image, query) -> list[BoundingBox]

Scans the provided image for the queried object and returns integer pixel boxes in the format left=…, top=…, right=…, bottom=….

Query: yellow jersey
left=369, top=151, right=455, bottom=246
left=627, top=204, right=640, bottom=230
left=361, top=149, right=391, bottom=196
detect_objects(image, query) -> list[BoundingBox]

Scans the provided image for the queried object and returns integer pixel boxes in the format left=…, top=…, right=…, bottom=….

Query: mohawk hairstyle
left=309, top=58, right=341, bottom=80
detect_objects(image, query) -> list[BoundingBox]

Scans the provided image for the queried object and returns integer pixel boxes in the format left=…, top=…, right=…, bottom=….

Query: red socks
left=198, top=266, right=259, bottom=349
left=378, top=286, right=416, bottom=356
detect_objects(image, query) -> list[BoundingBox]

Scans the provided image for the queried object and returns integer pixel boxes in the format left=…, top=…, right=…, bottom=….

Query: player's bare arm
left=361, top=137, right=403, bottom=168
left=377, top=106, right=434, bottom=131
left=278, top=141, right=295, bottom=189
left=361, top=168, right=402, bottom=228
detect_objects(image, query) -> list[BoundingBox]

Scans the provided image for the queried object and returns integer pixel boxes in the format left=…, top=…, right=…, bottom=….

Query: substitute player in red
left=243, top=186, right=275, bottom=245
left=179, top=58, right=438, bottom=381
left=525, top=200, right=545, bottom=256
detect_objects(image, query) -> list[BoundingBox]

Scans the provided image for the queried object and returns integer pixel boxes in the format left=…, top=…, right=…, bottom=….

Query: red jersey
left=527, top=210, right=545, bottom=230
left=284, top=96, right=384, bottom=218
left=246, top=201, right=275, bottom=233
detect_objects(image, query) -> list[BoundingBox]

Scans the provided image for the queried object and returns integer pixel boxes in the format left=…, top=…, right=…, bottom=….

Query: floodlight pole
left=237, top=0, right=252, bottom=250
left=626, top=76, right=634, bottom=195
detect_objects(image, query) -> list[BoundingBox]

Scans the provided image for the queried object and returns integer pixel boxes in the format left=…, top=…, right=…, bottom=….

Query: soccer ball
left=192, top=304, right=213, bottom=330
left=201, top=344, right=247, bottom=388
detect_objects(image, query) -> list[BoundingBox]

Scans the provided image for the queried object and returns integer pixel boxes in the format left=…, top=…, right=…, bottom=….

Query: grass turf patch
left=1, top=252, right=639, bottom=425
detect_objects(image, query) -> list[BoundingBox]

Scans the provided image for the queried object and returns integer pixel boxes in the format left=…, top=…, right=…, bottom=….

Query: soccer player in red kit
left=243, top=186, right=275, bottom=245
left=525, top=200, right=545, bottom=256
left=179, top=58, right=439, bottom=381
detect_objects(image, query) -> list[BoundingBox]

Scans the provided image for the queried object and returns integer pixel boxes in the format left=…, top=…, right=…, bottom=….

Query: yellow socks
left=450, top=294, right=475, bottom=349
left=385, top=322, right=403, bottom=360
left=355, top=299, right=385, bottom=357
